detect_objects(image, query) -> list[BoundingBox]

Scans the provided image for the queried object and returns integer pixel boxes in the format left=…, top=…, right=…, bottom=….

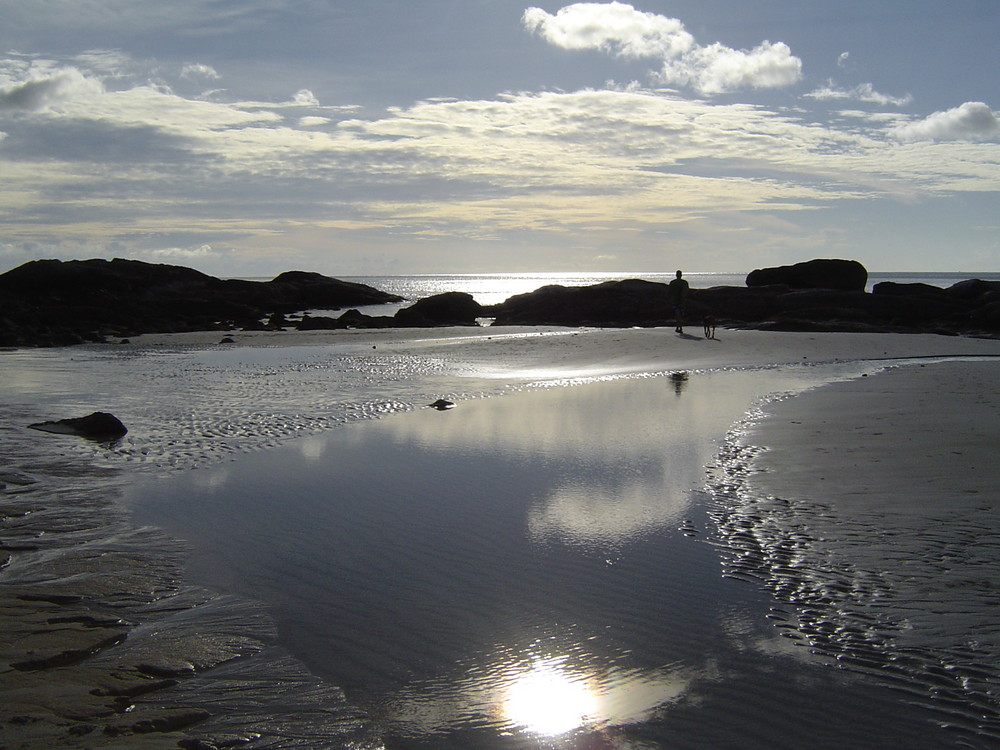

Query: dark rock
left=487, top=272, right=1000, bottom=335
left=970, top=300, right=1000, bottom=329
left=872, top=281, right=949, bottom=299
left=687, top=284, right=786, bottom=323
left=946, top=279, right=1000, bottom=303
left=394, top=292, right=483, bottom=326
left=746, top=259, right=868, bottom=291
left=491, top=279, right=670, bottom=326
left=296, top=309, right=395, bottom=330
left=0, top=258, right=403, bottom=347
left=28, top=411, right=128, bottom=440
left=428, top=399, right=455, bottom=410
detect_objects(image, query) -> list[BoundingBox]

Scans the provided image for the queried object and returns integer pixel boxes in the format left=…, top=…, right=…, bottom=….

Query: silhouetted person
left=667, top=270, right=689, bottom=333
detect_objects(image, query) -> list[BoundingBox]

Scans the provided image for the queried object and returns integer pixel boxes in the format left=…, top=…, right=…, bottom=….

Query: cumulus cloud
left=522, top=2, right=801, bottom=94
left=181, top=63, right=220, bottom=80
left=0, top=67, right=104, bottom=111
left=806, top=81, right=912, bottom=107
left=293, top=89, right=319, bottom=106
left=891, top=101, right=1000, bottom=142
left=522, top=2, right=694, bottom=59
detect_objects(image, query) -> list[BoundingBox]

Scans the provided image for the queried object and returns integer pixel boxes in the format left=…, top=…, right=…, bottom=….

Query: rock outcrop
left=393, top=292, right=483, bottom=326
left=296, top=292, right=484, bottom=330
left=489, top=279, right=670, bottom=326
left=3, top=257, right=997, bottom=344
left=0, top=258, right=403, bottom=347
left=746, top=259, right=868, bottom=291
left=488, top=266, right=1000, bottom=335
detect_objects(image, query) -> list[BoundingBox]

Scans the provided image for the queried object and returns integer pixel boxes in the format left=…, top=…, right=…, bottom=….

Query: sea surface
left=2, top=271, right=999, bottom=748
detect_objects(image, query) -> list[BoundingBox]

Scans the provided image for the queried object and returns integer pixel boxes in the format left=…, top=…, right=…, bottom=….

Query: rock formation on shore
left=488, top=259, right=999, bottom=335
left=297, top=291, right=484, bottom=331
left=2, top=257, right=998, bottom=345
left=0, top=258, right=404, bottom=347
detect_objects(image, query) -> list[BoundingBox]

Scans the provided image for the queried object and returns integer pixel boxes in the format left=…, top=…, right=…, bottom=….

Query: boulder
left=28, top=411, right=128, bottom=440
left=491, top=279, right=670, bottom=326
left=946, top=279, right=1000, bottom=303
left=746, top=259, right=868, bottom=291
left=394, top=292, right=483, bottom=326
left=872, top=281, right=950, bottom=300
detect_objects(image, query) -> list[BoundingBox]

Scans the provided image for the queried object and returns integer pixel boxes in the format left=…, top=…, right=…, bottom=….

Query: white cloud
left=891, top=101, right=1000, bottom=142
left=522, top=2, right=801, bottom=94
left=522, top=2, right=694, bottom=59
left=298, top=116, right=330, bottom=127
left=806, top=81, right=912, bottom=107
left=181, top=63, right=220, bottom=80
left=670, top=40, right=801, bottom=95
left=293, top=89, right=319, bottom=106
left=0, top=67, right=104, bottom=111
left=151, top=243, right=224, bottom=260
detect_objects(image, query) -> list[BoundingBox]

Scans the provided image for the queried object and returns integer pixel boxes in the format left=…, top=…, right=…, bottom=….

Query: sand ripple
left=708, top=361, right=1000, bottom=747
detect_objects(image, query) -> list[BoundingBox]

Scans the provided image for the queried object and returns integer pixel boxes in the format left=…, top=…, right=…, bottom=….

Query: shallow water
left=127, top=367, right=966, bottom=748
left=5, top=339, right=998, bottom=748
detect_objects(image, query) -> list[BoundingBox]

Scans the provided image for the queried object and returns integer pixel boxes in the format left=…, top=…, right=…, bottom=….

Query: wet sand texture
left=712, top=360, right=1000, bottom=741
left=2, top=327, right=1000, bottom=747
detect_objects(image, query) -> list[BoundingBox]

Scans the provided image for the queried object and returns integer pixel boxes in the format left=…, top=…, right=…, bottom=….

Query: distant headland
left=1, top=257, right=998, bottom=347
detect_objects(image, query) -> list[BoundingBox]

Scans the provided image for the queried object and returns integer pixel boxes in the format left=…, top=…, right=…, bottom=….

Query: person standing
left=667, top=270, right=689, bottom=333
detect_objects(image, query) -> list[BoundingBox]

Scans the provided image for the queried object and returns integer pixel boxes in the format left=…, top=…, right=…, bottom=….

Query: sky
left=1, top=1, right=998, bottom=278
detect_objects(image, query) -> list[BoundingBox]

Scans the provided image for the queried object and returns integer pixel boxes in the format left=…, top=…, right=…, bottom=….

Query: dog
left=703, top=314, right=716, bottom=339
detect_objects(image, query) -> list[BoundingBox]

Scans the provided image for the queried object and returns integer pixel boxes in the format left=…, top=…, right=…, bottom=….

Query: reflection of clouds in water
left=297, top=434, right=328, bottom=461
left=378, top=371, right=808, bottom=553
left=383, top=647, right=702, bottom=740
left=384, top=374, right=710, bottom=465
left=191, top=465, right=231, bottom=490
left=527, top=479, right=691, bottom=552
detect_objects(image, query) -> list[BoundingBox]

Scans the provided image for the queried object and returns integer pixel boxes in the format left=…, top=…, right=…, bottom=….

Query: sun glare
left=503, top=658, right=599, bottom=736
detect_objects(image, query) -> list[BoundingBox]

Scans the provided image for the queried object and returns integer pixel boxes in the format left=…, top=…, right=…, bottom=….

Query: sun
left=502, top=658, right=600, bottom=736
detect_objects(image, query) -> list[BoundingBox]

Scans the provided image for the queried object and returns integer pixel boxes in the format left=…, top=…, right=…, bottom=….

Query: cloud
left=181, top=63, right=220, bottom=80
left=299, top=116, right=331, bottom=127
left=293, top=89, right=319, bottom=106
left=522, top=2, right=694, bottom=59
left=151, top=243, right=226, bottom=260
left=806, top=81, right=912, bottom=107
left=0, top=67, right=104, bottom=111
left=667, top=40, right=801, bottom=95
left=891, top=101, right=1000, bottom=142
left=522, top=2, right=801, bottom=94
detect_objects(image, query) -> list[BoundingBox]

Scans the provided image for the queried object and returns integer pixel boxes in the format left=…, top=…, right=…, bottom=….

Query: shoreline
left=3, top=327, right=1000, bottom=747
left=710, top=359, right=1000, bottom=743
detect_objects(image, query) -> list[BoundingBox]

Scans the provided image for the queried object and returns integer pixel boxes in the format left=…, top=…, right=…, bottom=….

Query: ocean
left=2, top=271, right=999, bottom=749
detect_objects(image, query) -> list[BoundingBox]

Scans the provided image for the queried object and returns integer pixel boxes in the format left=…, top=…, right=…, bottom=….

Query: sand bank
left=2, top=327, right=999, bottom=747
left=711, top=359, right=1000, bottom=741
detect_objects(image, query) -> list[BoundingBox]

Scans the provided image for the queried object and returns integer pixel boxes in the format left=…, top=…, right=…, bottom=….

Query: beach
left=2, top=326, right=999, bottom=748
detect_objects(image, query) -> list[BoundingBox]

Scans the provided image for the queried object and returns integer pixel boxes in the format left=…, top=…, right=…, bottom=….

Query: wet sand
left=714, top=359, right=1000, bottom=741
left=2, top=327, right=1000, bottom=748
